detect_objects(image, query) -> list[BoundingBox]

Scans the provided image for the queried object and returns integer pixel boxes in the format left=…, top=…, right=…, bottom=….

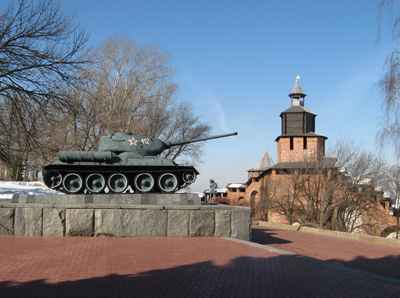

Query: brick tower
left=276, top=76, right=327, bottom=163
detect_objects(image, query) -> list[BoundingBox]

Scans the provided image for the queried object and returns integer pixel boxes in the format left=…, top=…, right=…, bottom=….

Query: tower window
left=303, top=137, right=307, bottom=149
left=290, top=137, right=294, bottom=150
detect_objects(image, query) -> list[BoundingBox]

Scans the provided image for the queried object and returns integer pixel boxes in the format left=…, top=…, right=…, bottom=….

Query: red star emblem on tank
left=128, top=137, right=137, bottom=145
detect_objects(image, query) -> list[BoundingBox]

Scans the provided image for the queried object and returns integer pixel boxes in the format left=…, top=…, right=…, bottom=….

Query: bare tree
left=0, top=0, right=89, bottom=108
left=160, top=102, right=212, bottom=164
left=291, top=158, right=342, bottom=230
left=77, top=35, right=178, bottom=136
left=377, top=0, right=400, bottom=159
left=72, top=35, right=211, bottom=163
left=385, top=165, right=400, bottom=238
left=265, top=139, right=389, bottom=233
left=267, top=170, right=303, bottom=225
left=377, top=4, right=400, bottom=236
left=329, top=139, right=389, bottom=233
left=0, top=0, right=89, bottom=179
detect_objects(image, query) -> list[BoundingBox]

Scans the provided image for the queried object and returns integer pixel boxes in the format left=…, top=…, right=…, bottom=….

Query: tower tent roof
left=280, top=105, right=317, bottom=116
left=248, top=149, right=275, bottom=172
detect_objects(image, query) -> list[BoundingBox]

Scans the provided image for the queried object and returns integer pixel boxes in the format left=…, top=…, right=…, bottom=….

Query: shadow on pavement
left=251, top=226, right=292, bottom=245
left=327, top=255, right=400, bottom=281
left=0, top=256, right=399, bottom=298
left=250, top=226, right=400, bottom=281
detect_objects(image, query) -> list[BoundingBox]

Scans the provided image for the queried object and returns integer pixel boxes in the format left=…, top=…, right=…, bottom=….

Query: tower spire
left=289, top=75, right=306, bottom=106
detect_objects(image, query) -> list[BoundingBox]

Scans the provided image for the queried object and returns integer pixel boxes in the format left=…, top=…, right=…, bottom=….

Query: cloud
left=180, top=72, right=229, bottom=132
left=317, top=65, right=381, bottom=119
left=316, top=49, right=393, bottom=119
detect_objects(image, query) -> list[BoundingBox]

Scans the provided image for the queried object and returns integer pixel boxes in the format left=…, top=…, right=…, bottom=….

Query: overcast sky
left=56, top=0, right=396, bottom=192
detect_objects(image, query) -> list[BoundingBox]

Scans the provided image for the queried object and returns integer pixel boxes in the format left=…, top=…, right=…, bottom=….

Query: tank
left=43, top=132, right=238, bottom=194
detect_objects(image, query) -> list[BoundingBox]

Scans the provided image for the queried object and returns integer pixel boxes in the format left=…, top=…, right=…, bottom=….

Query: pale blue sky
left=58, top=0, right=395, bottom=191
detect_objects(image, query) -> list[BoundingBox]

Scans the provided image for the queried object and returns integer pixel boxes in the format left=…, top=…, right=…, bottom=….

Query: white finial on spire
left=296, top=75, right=300, bottom=81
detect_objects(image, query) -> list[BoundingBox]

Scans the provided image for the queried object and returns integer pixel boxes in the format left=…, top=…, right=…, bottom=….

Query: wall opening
left=250, top=190, right=258, bottom=216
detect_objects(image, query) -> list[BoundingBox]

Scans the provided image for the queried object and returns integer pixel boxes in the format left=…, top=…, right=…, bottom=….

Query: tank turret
left=44, top=132, right=237, bottom=194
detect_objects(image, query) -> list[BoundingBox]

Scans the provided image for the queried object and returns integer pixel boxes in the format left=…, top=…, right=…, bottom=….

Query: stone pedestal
left=1, top=194, right=252, bottom=241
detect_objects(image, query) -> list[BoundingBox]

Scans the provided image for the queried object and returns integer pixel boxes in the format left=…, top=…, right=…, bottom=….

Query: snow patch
left=0, top=181, right=62, bottom=200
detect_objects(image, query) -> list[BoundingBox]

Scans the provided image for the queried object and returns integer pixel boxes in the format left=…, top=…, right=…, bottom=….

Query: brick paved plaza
left=251, top=225, right=400, bottom=281
left=0, top=226, right=399, bottom=297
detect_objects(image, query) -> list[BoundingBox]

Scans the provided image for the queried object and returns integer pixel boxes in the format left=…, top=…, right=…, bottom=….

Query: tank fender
left=59, top=151, right=112, bottom=162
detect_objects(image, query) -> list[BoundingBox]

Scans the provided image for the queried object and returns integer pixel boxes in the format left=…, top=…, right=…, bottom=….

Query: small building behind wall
left=204, top=187, right=228, bottom=203
left=224, top=183, right=246, bottom=206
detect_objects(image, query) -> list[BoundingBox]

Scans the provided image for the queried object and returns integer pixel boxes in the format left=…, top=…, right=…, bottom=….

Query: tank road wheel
left=86, top=173, right=106, bottom=193
left=63, top=173, right=84, bottom=194
left=44, top=170, right=62, bottom=189
left=182, top=170, right=196, bottom=184
left=158, top=173, right=178, bottom=193
left=108, top=173, right=128, bottom=193
left=134, top=173, right=154, bottom=193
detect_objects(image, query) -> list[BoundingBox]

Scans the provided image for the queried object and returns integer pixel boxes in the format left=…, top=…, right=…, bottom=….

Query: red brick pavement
left=251, top=225, right=400, bottom=281
left=0, top=235, right=399, bottom=297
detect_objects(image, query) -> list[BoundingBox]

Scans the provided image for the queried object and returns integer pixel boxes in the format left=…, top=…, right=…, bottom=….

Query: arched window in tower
left=303, top=137, right=307, bottom=150
left=290, top=137, right=294, bottom=150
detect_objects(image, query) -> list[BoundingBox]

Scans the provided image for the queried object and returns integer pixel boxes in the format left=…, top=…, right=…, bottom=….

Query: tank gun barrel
left=167, top=132, right=238, bottom=148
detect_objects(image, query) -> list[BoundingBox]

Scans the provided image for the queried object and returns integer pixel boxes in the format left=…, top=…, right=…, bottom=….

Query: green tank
left=43, top=132, right=238, bottom=194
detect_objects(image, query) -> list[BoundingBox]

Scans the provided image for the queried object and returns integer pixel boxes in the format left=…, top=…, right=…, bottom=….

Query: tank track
left=43, top=164, right=198, bottom=194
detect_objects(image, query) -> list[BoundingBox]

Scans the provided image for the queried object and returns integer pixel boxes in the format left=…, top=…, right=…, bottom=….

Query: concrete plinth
left=1, top=194, right=252, bottom=240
